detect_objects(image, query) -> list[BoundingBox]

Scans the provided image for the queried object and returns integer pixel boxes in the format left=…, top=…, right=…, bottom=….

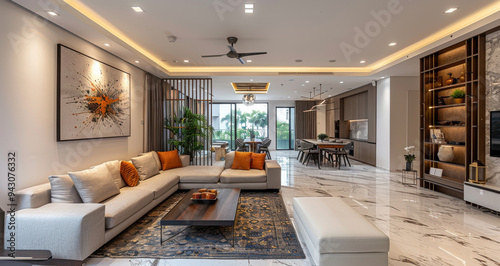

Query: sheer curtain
left=146, top=73, right=166, bottom=151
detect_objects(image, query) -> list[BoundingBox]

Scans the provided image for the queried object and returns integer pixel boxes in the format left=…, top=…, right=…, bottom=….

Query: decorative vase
left=446, top=74, right=454, bottom=85
left=405, top=162, right=413, bottom=171
left=459, top=71, right=465, bottom=83
left=437, top=146, right=454, bottom=162
left=453, top=97, right=465, bottom=104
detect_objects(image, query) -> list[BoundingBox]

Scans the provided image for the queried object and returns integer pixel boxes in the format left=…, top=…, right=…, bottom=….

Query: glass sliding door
left=276, top=107, right=295, bottom=150
left=212, top=103, right=268, bottom=150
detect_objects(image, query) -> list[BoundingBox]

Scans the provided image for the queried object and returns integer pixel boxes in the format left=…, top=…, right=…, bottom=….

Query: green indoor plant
left=318, top=133, right=329, bottom=142
left=165, top=107, right=213, bottom=162
left=450, top=89, right=465, bottom=103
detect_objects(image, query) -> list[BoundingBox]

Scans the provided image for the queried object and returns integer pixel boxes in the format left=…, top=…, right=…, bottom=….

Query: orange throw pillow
left=120, top=161, right=139, bottom=187
left=251, top=152, right=266, bottom=170
left=157, top=150, right=183, bottom=170
left=231, top=151, right=252, bottom=170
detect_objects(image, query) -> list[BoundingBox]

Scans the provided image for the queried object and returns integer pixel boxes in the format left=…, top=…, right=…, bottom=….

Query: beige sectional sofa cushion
left=135, top=171, right=180, bottom=199
left=224, top=152, right=235, bottom=169
left=91, top=160, right=126, bottom=188
left=140, top=151, right=162, bottom=170
left=220, top=169, right=267, bottom=183
left=48, top=174, right=83, bottom=203
left=169, top=166, right=224, bottom=183
left=102, top=187, right=154, bottom=229
left=68, top=164, right=120, bottom=203
left=132, top=153, right=160, bottom=181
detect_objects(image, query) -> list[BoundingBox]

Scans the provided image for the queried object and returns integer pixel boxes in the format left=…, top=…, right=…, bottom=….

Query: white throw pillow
left=140, top=151, right=162, bottom=170
left=132, top=153, right=160, bottom=181
left=48, top=174, right=83, bottom=203
left=68, top=163, right=120, bottom=203
left=91, top=160, right=126, bottom=188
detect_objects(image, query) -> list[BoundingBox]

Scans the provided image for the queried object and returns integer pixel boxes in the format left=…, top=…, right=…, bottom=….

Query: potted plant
left=318, top=133, right=329, bottom=142
left=165, top=107, right=213, bottom=163
left=450, top=89, right=465, bottom=104
left=404, top=146, right=416, bottom=171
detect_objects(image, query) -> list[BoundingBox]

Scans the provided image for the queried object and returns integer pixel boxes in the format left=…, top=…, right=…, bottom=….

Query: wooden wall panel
left=295, top=101, right=317, bottom=140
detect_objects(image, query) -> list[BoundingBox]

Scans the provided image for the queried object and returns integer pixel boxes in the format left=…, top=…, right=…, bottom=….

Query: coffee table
left=160, top=188, right=241, bottom=246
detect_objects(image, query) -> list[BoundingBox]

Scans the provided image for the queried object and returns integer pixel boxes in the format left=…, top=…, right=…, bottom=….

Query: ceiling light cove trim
left=370, top=1, right=500, bottom=70
left=167, top=67, right=370, bottom=76
left=61, top=0, right=172, bottom=72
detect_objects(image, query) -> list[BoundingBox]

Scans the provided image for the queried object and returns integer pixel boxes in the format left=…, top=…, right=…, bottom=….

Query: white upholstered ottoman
left=293, top=197, right=389, bottom=266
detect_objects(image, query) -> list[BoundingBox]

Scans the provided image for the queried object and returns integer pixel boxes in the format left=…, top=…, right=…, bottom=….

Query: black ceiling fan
left=201, top=36, right=267, bottom=64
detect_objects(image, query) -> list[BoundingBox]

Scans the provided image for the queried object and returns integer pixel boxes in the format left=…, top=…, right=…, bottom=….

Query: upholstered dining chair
left=235, top=138, right=249, bottom=152
left=257, top=138, right=272, bottom=159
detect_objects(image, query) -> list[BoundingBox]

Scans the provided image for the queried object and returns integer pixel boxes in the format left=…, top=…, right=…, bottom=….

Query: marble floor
left=85, top=150, right=500, bottom=266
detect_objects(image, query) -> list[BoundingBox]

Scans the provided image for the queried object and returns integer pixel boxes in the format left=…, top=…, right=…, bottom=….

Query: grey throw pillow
left=132, top=153, right=160, bottom=181
left=91, top=160, right=126, bottom=188
left=68, top=163, right=120, bottom=203
left=48, top=174, right=83, bottom=203
left=140, top=151, right=162, bottom=170
left=225, top=152, right=235, bottom=169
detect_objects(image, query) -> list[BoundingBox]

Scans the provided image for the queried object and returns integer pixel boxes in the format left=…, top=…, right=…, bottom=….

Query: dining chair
left=258, top=138, right=272, bottom=159
left=235, top=138, right=249, bottom=152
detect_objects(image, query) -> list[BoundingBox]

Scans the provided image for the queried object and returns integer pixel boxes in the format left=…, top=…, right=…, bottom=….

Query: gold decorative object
left=469, top=161, right=486, bottom=184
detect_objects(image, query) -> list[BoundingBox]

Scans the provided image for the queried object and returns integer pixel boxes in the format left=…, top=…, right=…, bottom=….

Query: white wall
left=375, top=77, right=419, bottom=171
left=0, top=1, right=146, bottom=209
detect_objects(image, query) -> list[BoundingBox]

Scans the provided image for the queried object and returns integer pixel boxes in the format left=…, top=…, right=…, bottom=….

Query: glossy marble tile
left=85, top=150, right=500, bottom=266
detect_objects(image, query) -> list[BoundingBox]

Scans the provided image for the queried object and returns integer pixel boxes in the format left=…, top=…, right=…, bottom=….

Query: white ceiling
left=11, top=0, right=500, bottom=100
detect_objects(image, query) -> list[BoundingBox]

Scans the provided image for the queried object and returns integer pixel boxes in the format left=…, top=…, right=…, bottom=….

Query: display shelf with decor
left=420, top=35, right=485, bottom=198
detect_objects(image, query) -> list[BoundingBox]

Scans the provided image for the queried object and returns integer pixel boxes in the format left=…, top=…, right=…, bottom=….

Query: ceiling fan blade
left=228, top=45, right=237, bottom=53
left=201, top=54, right=226, bottom=58
left=238, top=52, right=267, bottom=58
left=237, top=58, right=245, bottom=64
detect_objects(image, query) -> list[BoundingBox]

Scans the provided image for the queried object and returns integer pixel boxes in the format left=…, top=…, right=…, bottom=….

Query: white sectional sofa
left=11, top=151, right=281, bottom=264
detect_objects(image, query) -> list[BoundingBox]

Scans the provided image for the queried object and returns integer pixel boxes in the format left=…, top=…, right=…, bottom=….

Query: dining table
left=244, top=139, right=262, bottom=153
left=302, top=139, right=350, bottom=168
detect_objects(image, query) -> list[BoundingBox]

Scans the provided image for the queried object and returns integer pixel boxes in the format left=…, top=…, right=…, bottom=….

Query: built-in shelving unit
left=419, top=36, right=485, bottom=198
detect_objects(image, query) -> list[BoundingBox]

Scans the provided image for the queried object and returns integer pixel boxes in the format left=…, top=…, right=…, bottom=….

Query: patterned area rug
left=92, top=190, right=305, bottom=259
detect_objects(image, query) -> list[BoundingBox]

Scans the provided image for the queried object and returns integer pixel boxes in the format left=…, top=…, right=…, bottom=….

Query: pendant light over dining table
left=303, top=84, right=326, bottom=112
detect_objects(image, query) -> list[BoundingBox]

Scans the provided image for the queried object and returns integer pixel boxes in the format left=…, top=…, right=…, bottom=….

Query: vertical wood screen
left=295, top=101, right=317, bottom=140
left=164, top=78, right=213, bottom=166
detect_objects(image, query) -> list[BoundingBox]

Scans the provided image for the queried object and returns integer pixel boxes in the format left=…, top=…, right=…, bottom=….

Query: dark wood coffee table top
left=161, top=188, right=241, bottom=226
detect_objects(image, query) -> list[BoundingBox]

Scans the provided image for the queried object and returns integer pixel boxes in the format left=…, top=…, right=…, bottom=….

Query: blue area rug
left=92, top=191, right=305, bottom=259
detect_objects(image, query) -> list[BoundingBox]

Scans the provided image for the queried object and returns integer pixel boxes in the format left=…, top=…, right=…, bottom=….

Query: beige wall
left=0, top=1, right=146, bottom=208
left=376, top=77, right=419, bottom=171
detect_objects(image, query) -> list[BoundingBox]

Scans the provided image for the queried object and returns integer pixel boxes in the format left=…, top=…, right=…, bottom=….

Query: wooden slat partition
left=164, top=78, right=213, bottom=166
left=295, top=101, right=317, bottom=140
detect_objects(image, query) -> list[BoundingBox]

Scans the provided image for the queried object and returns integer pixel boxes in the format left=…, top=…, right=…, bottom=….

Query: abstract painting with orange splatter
left=57, top=44, right=130, bottom=141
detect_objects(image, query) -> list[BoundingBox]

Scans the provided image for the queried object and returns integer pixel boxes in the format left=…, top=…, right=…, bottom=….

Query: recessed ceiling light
left=294, top=91, right=298, bottom=93
left=173, top=60, right=178, bottom=63
left=47, top=11, right=59, bottom=16
left=103, top=43, right=111, bottom=47
left=287, top=96, right=291, bottom=98
left=328, top=95, right=332, bottom=97
left=444, top=7, right=458, bottom=14
left=135, top=60, right=139, bottom=63
left=389, top=42, right=397, bottom=46
left=329, top=59, right=336, bottom=63
left=246, top=59, right=252, bottom=63
left=339, top=81, right=344, bottom=84
left=245, top=9, right=254, bottom=13
left=250, top=79, right=253, bottom=81
left=381, top=76, right=386, bottom=79
left=295, top=59, right=303, bottom=63
left=183, top=60, right=189, bottom=63
left=245, top=4, right=254, bottom=9
left=301, top=84, right=305, bottom=86
left=305, top=81, right=309, bottom=83
left=131, top=7, right=144, bottom=12
left=360, top=60, right=366, bottom=63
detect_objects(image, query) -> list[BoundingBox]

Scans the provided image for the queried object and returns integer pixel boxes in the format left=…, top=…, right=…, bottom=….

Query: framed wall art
left=57, top=44, right=131, bottom=141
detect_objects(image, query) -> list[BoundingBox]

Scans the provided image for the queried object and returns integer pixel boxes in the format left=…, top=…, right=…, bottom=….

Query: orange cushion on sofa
left=251, top=152, right=266, bottom=170
left=157, top=150, right=183, bottom=170
left=231, top=151, right=252, bottom=170
left=120, top=161, right=140, bottom=187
